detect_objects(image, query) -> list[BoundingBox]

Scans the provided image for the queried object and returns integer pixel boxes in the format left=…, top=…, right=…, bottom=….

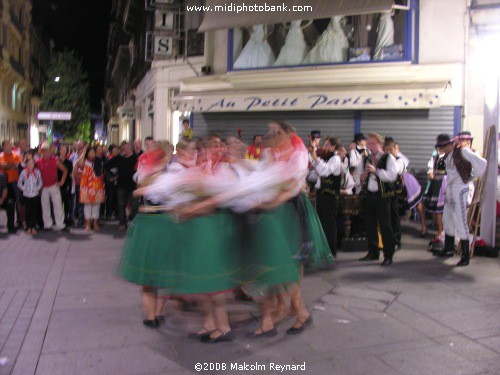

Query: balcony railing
left=10, top=55, right=25, bottom=77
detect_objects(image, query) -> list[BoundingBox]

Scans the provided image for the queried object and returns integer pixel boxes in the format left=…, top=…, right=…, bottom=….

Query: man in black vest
left=310, top=136, right=342, bottom=256
left=359, top=133, right=399, bottom=266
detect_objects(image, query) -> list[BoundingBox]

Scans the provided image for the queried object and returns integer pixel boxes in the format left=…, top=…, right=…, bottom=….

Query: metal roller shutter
left=360, top=107, right=456, bottom=174
left=192, top=110, right=356, bottom=146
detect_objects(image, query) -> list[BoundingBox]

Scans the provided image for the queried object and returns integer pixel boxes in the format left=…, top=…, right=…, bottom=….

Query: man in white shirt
left=349, top=133, right=369, bottom=194
left=311, top=137, right=343, bottom=256
left=359, top=133, right=399, bottom=266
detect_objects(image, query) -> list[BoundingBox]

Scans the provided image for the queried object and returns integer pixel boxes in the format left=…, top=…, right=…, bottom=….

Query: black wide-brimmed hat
left=435, top=134, right=453, bottom=148
left=455, top=131, right=473, bottom=141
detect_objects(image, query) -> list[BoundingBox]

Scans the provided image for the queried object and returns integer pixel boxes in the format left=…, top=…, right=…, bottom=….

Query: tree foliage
left=40, top=50, right=91, bottom=140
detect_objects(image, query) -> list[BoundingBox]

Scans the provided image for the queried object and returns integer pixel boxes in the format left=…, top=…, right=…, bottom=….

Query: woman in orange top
left=76, top=145, right=105, bottom=231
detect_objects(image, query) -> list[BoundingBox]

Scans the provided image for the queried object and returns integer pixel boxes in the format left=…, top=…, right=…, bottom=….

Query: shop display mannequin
left=233, top=24, right=276, bottom=69
left=274, top=20, right=311, bottom=66
left=303, top=16, right=348, bottom=64
left=374, top=11, right=394, bottom=60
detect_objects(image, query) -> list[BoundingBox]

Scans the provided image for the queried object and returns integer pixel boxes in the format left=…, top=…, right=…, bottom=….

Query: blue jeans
left=72, top=185, right=84, bottom=225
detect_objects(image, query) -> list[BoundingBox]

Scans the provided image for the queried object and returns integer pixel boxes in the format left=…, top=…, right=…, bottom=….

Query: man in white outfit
left=437, top=132, right=487, bottom=266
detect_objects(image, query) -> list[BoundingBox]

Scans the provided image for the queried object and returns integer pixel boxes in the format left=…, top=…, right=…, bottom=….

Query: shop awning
left=199, top=0, right=394, bottom=32
left=171, top=82, right=450, bottom=112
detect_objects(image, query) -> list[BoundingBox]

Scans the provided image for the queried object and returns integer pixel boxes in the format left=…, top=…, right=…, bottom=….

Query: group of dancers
left=117, top=121, right=333, bottom=343
left=117, top=121, right=488, bottom=341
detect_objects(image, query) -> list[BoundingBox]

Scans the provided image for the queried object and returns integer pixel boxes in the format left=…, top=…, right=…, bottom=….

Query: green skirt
left=117, top=213, right=184, bottom=288
left=117, top=211, right=240, bottom=294
left=300, top=193, right=335, bottom=269
left=170, top=210, right=240, bottom=295
left=240, top=202, right=302, bottom=297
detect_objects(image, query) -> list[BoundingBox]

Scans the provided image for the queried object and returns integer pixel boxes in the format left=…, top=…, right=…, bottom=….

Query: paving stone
left=301, top=314, right=427, bottom=354
left=428, top=304, right=500, bottom=333
left=386, top=301, right=456, bottom=337
left=378, top=345, right=486, bottom=375
left=36, top=346, right=190, bottom=375
left=397, top=290, right=484, bottom=313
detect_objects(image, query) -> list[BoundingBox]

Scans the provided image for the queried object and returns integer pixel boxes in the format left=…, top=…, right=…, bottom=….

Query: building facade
left=104, top=0, right=499, bottom=171
left=105, top=0, right=205, bottom=146
left=29, top=23, right=49, bottom=146
left=0, top=0, right=32, bottom=145
left=172, top=0, right=468, bottom=176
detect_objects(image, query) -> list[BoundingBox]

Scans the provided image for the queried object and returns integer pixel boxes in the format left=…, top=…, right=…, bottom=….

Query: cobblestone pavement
left=0, top=213, right=499, bottom=375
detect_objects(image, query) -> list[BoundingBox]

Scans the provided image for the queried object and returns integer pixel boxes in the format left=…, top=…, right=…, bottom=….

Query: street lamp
left=54, top=76, right=60, bottom=82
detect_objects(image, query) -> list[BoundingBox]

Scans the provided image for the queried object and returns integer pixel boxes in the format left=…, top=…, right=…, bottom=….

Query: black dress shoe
left=188, top=330, right=215, bottom=339
left=359, top=253, right=380, bottom=261
left=155, top=316, right=165, bottom=326
left=245, top=327, right=277, bottom=338
left=143, top=319, right=158, bottom=329
left=456, top=258, right=469, bottom=267
left=286, top=316, right=313, bottom=335
left=200, top=330, right=234, bottom=343
left=381, top=258, right=393, bottom=266
left=435, top=247, right=455, bottom=257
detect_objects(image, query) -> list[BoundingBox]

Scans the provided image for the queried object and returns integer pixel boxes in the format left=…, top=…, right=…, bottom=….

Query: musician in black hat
left=436, top=132, right=487, bottom=266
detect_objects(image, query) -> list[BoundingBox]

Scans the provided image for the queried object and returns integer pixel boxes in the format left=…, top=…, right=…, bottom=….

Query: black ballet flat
left=188, top=330, right=215, bottom=339
left=143, top=319, right=158, bottom=329
left=200, top=330, right=234, bottom=343
left=286, top=316, right=313, bottom=335
left=245, top=327, right=277, bottom=339
left=155, top=316, right=165, bottom=326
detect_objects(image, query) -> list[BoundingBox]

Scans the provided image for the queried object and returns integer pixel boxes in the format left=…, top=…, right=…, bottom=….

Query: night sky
left=31, top=0, right=112, bottom=113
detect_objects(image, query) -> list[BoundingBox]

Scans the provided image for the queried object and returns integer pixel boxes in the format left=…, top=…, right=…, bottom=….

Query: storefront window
left=229, top=8, right=412, bottom=71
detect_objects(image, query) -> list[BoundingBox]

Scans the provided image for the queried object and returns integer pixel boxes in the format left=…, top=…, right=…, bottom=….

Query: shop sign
left=154, top=35, right=174, bottom=56
left=37, top=112, right=72, bottom=121
left=119, top=107, right=136, bottom=119
left=155, top=10, right=174, bottom=30
left=172, top=90, right=444, bottom=112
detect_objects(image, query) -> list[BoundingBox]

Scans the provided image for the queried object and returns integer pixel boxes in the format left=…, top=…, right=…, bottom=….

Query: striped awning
left=199, top=0, right=394, bottom=32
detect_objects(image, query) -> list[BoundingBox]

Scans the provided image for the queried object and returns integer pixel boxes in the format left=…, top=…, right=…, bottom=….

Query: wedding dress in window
left=273, top=20, right=309, bottom=67
left=303, top=16, right=348, bottom=64
left=233, top=24, right=276, bottom=69
left=373, top=11, right=394, bottom=60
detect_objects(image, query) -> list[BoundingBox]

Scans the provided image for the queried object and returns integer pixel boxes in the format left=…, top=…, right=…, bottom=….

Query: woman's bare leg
left=209, top=293, right=231, bottom=338
left=142, top=287, right=157, bottom=321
